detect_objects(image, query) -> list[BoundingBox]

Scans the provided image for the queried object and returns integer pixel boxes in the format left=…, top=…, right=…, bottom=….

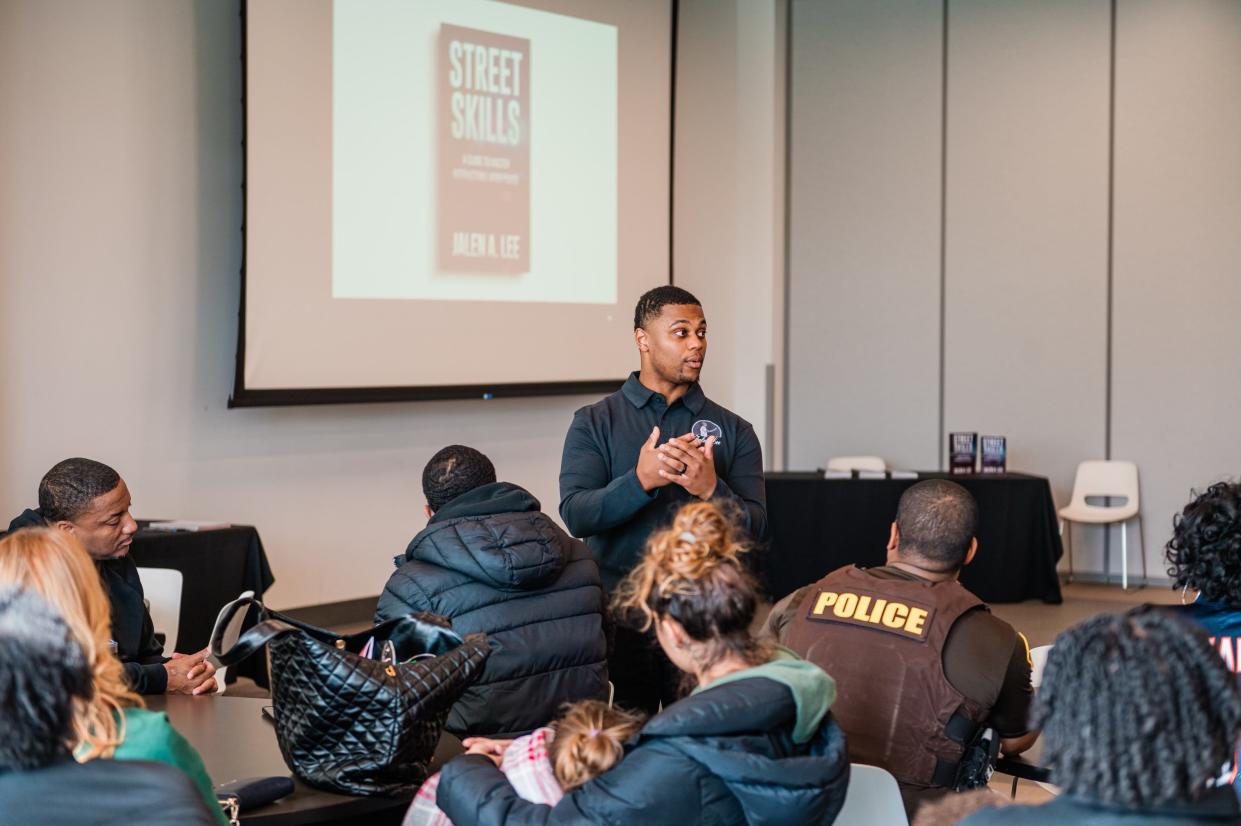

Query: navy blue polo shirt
left=559, top=372, right=767, bottom=590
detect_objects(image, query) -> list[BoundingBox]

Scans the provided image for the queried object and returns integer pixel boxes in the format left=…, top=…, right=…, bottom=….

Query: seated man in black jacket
left=1, top=458, right=216, bottom=695
left=0, top=586, right=217, bottom=825
left=376, top=445, right=609, bottom=737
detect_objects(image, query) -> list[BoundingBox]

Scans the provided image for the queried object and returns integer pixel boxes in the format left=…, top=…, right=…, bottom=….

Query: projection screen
left=233, top=0, right=673, bottom=405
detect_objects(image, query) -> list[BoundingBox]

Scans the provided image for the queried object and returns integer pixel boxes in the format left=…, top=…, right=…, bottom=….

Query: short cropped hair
left=894, top=480, right=979, bottom=570
left=38, top=458, right=121, bottom=522
left=422, top=446, right=496, bottom=513
left=634, top=286, right=701, bottom=330
left=1166, top=481, right=1241, bottom=607
left=0, top=586, right=93, bottom=770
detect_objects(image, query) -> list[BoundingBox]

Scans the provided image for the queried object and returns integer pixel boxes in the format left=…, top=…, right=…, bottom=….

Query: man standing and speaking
left=559, top=286, right=767, bottom=713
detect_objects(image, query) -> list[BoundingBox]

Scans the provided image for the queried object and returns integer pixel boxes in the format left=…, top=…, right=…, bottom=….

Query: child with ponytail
left=435, top=500, right=850, bottom=826
left=404, top=700, right=643, bottom=826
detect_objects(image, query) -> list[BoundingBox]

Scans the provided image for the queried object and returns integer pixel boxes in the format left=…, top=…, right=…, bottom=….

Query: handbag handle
left=211, top=592, right=474, bottom=666
left=214, top=618, right=298, bottom=667
left=209, top=594, right=269, bottom=664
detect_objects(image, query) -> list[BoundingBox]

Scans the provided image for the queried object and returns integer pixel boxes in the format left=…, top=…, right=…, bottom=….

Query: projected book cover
left=438, top=24, right=531, bottom=274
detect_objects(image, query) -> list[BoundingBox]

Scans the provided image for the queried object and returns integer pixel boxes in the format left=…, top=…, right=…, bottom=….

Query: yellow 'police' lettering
left=812, top=589, right=928, bottom=637
left=813, top=592, right=837, bottom=614
left=881, top=601, right=908, bottom=628
left=833, top=592, right=858, bottom=617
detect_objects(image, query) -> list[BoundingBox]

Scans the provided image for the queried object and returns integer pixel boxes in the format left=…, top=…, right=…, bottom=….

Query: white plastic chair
left=1057, top=460, right=1146, bottom=590
left=209, top=589, right=255, bottom=694
left=1029, top=644, right=1052, bottom=689
left=834, top=764, right=907, bottom=826
left=136, top=567, right=183, bottom=653
left=827, top=456, right=887, bottom=473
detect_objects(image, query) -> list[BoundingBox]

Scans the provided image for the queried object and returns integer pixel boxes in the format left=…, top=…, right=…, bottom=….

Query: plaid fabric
left=404, top=728, right=562, bottom=826
left=499, top=727, right=563, bottom=806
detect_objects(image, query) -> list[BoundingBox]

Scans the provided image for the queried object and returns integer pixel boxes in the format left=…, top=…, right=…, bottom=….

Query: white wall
left=787, top=0, right=943, bottom=472
left=786, top=0, right=1241, bottom=582
left=675, top=0, right=785, bottom=466
left=943, top=0, right=1111, bottom=529
left=1111, top=0, right=1241, bottom=576
left=0, top=0, right=601, bottom=608
left=0, top=0, right=784, bottom=608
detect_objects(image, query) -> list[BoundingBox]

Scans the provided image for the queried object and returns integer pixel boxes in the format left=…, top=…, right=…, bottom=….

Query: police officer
left=765, top=479, right=1035, bottom=817
left=559, top=285, right=767, bottom=713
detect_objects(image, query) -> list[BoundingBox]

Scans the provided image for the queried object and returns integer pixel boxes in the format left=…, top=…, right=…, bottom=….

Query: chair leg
left=1011, top=776, right=1019, bottom=799
left=1138, top=512, right=1148, bottom=585
left=1121, top=520, right=1129, bottom=591
left=1103, top=525, right=1111, bottom=586
left=1062, top=520, right=1075, bottom=584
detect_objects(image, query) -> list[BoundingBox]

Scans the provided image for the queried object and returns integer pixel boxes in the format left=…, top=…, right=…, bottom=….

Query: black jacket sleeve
left=711, top=421, right=768, bottom=542
left=989, top=634, right=1035, bottom=738
left=558, top=410, right=655, bottom=539
left=123, top=604, right=168, bottom=694
left=124, top=661, right=169, bottom=695
left=437, top=744, right=709, bottom=826
left=135, top=605, right=166, bottom=663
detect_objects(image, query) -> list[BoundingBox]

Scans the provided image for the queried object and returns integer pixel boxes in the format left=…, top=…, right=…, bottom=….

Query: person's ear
left=423, top=504, right=434, bottom=520
left=886, top=522, right=900, bottom=558
left=53, top=520, right=76, bottom=536
left=963, top=538, right=978, bottom=567
left=635, top=327, right=649, bottom=353
left=658, top=615, right=690, bottom=649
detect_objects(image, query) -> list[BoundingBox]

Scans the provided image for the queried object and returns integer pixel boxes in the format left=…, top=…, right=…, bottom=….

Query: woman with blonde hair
left=435, top=500, right=850, bottom=825
left=0, top=527, right=228, bottom=825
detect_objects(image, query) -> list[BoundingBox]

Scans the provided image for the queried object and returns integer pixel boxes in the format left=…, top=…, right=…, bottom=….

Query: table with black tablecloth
left=761, top=472, right=1063, bottom=604
left=130, top=524, right=275, bottom=683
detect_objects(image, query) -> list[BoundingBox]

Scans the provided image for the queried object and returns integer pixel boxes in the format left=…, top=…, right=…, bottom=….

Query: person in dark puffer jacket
left=434, top=501, right=849, bottom=826
left=376, top=445, right=609, bottom=738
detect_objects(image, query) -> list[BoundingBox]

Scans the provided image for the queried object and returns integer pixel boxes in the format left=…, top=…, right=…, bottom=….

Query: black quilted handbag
left=212, top=596, right=490, bottom=796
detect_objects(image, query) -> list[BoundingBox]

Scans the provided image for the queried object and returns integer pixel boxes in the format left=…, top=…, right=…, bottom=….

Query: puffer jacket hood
left=402, top=482, right=566, bottom=591
left=691, top=647, right=835, bottom=744
left=643, top=674, right=848, bottom=826
left=377, top=481, right=609, bottom=737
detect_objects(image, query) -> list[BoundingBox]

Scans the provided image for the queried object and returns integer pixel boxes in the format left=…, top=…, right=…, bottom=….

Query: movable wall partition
left=787, top=0, right=1241, bottom=581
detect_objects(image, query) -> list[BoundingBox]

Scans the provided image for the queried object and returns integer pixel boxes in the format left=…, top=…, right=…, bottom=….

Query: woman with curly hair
left=963, top=606, right=1241, bottom=824
left=1166, top=481, right=1241, bottom=795
left=434, top=500, right=849, bottom=825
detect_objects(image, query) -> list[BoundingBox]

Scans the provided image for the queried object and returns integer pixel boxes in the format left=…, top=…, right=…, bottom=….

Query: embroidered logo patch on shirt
left=691, top=419, right=724, bottom=445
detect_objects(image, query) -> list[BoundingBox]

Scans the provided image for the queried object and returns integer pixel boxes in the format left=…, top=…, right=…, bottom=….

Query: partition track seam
left=1105, top=0, right=1117, bottom=461
left=937, top=0, right=950, bottom=470
left=669, top=0, right=680, bottom=285
left=780, top=0, right=794, bottom=470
